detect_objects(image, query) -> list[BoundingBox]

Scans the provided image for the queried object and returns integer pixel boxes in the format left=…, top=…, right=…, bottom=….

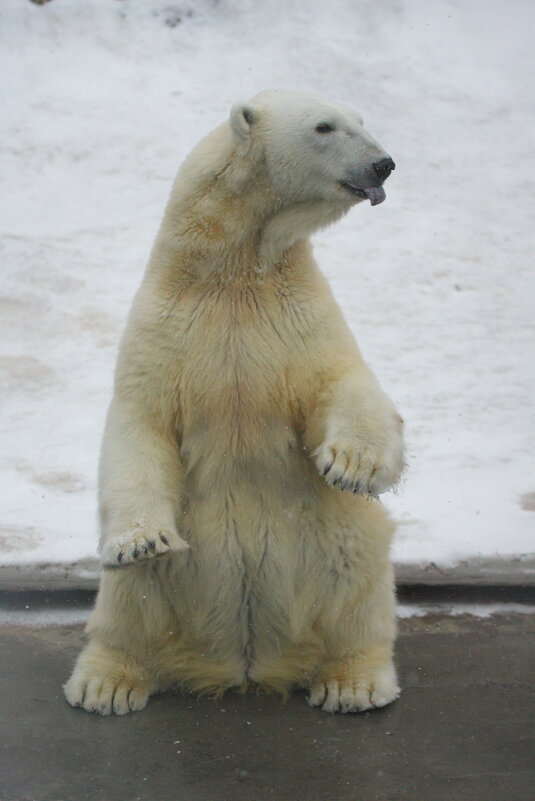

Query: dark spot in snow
left=520, top=491, right=535, bottom=511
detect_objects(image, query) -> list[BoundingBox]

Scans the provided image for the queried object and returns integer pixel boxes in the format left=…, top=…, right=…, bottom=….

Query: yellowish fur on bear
left=64, top=90, right=404, bottom=716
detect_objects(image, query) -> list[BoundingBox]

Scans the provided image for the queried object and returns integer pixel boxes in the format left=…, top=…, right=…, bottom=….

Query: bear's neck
left=151, top=173, right=346, bottom=284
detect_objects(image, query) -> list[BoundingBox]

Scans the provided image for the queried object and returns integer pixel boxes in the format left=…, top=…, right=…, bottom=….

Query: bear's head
left=229, top=89, right=395, bottom=211
left=170, top=89, right=396, bottom=266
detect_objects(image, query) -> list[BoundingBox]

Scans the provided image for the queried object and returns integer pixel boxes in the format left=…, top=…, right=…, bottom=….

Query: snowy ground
left=1, top=0, right=534, bottom=587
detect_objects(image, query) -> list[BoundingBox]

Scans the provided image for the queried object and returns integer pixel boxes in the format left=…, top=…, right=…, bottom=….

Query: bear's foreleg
left=310, top=366, right=405, bottom=496
left=98, top=396, right=189, bottom=567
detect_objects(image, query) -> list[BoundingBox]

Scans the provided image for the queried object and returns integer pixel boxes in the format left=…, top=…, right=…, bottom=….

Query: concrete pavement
left=0, top=599, right=533, bottom=801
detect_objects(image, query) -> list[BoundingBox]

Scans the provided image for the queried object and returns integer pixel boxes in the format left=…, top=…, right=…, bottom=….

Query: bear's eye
left=315, top=123, right=335, bottom=134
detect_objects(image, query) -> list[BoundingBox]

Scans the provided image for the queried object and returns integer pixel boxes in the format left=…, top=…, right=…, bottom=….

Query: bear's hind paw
left=308, top=664, right=399, bottom=714
left=64, top=672, right=151, bottom=716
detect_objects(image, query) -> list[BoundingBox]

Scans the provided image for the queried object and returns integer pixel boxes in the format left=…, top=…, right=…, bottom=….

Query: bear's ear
left=229, top=103, right=257, bottom=141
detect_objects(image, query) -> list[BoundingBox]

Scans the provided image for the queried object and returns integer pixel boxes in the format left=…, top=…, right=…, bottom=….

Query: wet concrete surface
left=0, top=610, right=534, bottom=801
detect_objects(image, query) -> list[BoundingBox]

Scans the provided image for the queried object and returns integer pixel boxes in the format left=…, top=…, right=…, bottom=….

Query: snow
left=1, top=0, right=534, bottom=584
left=0, top=606, right=91, bottom=628
left=396, top=603, right=535, bottom=619
left=2, top=602, right=533, bottom=628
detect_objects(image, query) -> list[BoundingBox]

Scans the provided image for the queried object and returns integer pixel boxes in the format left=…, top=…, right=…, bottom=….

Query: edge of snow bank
left=1, top=555, right=533, bottom=591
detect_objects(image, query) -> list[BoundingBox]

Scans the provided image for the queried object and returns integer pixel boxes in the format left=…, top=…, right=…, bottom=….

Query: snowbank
left=1, top=0, right=534, bottom=587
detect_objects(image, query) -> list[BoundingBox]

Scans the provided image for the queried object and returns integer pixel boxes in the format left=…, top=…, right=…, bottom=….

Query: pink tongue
left=363, top=186, right=386, bottom=206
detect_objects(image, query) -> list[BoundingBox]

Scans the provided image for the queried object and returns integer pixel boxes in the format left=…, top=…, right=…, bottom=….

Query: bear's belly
left=178, top=396, right=326, bottom=555
left=180, top=411, right=318, bottom=533
left=160, top=466, right=372, bottom=686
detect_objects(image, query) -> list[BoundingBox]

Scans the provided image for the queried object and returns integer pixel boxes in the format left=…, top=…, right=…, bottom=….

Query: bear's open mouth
left=340, top=183, right=386, bottom=206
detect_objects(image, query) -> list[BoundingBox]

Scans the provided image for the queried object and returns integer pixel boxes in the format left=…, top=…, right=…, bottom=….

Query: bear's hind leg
left=64, top=638, right=156, bottom=716
left=308, top=553, right=399, bottom=714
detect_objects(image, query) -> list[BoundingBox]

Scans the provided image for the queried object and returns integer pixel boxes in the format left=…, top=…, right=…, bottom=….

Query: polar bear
left=64, top=89, right=404, bottom=716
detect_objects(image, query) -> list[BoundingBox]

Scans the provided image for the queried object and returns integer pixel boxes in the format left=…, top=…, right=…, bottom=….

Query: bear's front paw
left=100, top=526, right=189, bottom=568
left=314, top=429, right=404, bottom=496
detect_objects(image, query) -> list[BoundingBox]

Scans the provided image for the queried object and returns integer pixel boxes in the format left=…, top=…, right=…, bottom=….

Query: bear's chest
left=174, top=282, right=310, bottom=469
left=179, top=284, right=298, bottom=413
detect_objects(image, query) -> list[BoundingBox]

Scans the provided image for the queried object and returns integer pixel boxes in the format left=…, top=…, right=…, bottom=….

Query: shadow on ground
left=0, top=612, right=533, bottom=801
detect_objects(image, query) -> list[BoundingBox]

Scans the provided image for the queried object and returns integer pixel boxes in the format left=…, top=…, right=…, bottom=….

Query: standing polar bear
left=65, top=89, right=404, bottom=716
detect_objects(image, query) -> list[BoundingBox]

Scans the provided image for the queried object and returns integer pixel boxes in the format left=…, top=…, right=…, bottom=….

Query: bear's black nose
left=373, top=157, right=395, bottom=182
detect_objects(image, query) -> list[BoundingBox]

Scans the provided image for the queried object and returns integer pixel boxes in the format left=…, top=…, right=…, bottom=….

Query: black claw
left=132, top=547, right=139, bottom=559
left=117, top=551, right=123, bottom=563
left=148, top=540, right=156, bottom=552
left=142, top=544, right=149, bottom=554
left=323, top=463, right=333, bottom=476
left=160, top=534, right=169, bottom=546
left=353, top=481, right=361, bottom=494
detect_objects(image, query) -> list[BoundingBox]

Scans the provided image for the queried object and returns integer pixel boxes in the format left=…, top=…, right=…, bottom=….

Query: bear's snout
left=373, top=157, right=395, bottom=183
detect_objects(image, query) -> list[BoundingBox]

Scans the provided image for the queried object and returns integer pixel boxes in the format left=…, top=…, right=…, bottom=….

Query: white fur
left=64, top=90, right=404, bottom=715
